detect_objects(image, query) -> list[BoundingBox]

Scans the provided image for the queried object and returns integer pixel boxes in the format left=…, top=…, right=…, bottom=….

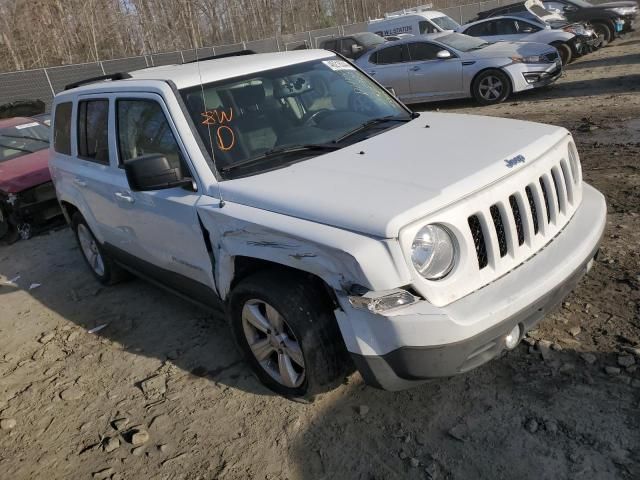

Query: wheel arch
left=470, top=67, right=514, bottom=98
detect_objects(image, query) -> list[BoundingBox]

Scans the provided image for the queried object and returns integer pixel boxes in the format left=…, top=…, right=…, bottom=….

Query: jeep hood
left=0, top=148, right=51, bottom=194
left=220, top=113, right=568, bottom=238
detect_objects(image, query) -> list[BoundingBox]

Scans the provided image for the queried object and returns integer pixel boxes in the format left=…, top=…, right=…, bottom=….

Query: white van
left=367, top=7, right=461, bottom=36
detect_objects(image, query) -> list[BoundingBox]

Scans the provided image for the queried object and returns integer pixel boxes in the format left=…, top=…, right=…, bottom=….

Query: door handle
left=114, top=192, right=135, bottom=204
left=409, top=66, right=420, bottom=72
left=73, top=178, right=87, bottom=187
left=368, top=70, right=376, bottom=75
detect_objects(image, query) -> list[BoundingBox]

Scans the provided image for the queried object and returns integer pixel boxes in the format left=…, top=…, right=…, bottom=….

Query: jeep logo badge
left=505, top=155, right=525, bottom=168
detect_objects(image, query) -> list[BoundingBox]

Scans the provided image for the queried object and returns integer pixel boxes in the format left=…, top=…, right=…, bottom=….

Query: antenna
left=194, top=47, right=226, bottom=208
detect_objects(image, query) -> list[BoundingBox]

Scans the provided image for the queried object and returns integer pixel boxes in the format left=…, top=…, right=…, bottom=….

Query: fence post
left=180, top=51, right=185, bottom=63
left=43, top=68, right=56, bottom=96
left=459, top=5, right=463, bottom=23
left=308, top=31, right=313, bottom=48
left=99, top=61, right=106, bottom=75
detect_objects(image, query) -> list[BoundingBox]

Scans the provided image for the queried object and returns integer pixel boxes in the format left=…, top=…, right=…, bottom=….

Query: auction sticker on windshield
left=323, top=60, right=355, bottom=71
left=15, top=122, right=40, bottom=129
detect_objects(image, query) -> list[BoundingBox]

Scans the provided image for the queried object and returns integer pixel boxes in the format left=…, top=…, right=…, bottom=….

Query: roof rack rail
left=186, top=49, right=256, bottom=63
left=64, top=72, right=132, bottom=91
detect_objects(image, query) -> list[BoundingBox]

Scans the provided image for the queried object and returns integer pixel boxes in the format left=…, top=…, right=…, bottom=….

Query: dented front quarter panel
left=195, top=196, right=412, bottom=300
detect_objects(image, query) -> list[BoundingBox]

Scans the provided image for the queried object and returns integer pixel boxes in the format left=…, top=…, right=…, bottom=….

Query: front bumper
left=0, top=182, right=62, bottom=238
left=335, top=183, right=606, bottom=390
left=509, top=61, right=562, bottom=92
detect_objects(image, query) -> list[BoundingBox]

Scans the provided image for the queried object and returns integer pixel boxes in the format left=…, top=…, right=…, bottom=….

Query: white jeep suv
left=49, top=50, right=606, bottom=398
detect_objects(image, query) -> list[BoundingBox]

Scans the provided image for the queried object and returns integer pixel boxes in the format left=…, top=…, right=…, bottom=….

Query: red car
left=0, top=117, right=61, bottom=241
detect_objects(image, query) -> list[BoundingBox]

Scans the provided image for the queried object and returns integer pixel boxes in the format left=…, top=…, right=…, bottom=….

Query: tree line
left=0, top=0, right=463, bottom=73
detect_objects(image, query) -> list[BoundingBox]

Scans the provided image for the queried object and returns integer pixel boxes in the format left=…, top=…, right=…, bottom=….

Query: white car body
left=368, top=10, right=461, bottom=36
left=356, top=33, right=562, bottom=103
left=49, top=50, right=606, bottom=391
left=458, top=15, right=576, bottom=44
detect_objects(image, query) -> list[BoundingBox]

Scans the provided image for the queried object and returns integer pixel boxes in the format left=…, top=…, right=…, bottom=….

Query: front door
left=107, top=93, right=216, bottom=296
left=365, top=44, right=412, bottom=99
left=406, top=42, right=463, bottom=100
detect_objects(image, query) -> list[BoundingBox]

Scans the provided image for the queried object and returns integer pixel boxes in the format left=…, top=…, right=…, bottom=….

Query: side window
left=408, top=42, right=444, bottom=61
left=375, top=45, right=407, bottom=64
left=516, top=20, right=541, bottom=33
left=340, top=38, right=357, bottom=56
left=495, top=19, right=518, bottom=35
left=77, top=99, right=109, bottom=164
left=419, top=20, right=437, bottom=34
left=322, top=40, right=337, bottom=51
left=53, top=102, right=72, bottom=155
left=465, top=22, right=492, bottom=36
left=116, top=99, right=184, bottom=172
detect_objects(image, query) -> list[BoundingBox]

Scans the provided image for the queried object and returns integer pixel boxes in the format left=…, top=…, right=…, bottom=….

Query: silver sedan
left=355, top=32, right=562, bottom=105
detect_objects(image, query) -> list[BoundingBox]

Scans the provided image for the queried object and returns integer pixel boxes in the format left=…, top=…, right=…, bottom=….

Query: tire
left=592, top=22, right=612, bottom=47
left=227, top=270, right=349, bottom=400
left=553, top=42, right=572, bottom=66
left=471, top=69, right=512, bottom=106
left=72, top=212, right=127, bottom=285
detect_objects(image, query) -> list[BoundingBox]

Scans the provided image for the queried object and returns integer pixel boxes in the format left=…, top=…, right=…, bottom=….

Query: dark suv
left=319, top=32, right=386, bottom=59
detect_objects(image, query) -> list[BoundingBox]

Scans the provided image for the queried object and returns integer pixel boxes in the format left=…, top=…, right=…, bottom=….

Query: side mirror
left=351, top=44, right=364, bottom=54
left=564, top=5, right=577, bottom=12
left=437, top=49, right=452, bottom=59
left=386, top=86, right=397, bottom=96
left=124, top=154, right=193, bottom=192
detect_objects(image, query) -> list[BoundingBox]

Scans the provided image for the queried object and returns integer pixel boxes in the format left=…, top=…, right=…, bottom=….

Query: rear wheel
left=592, top=22, right=612, bottom=46
left=72, top=213, right=126, bottom=285
left=228, top=270, right=348, bottom=400
left=472, top=69, right=511, bottom=105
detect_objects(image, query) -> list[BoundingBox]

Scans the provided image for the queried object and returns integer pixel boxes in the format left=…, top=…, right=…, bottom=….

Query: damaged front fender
left=196, top=198, right=412, bottom=300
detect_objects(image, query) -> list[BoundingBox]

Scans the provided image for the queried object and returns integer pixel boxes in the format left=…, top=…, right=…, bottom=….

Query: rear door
left=406, top=42, right=463, bottom=100
left=364, top=45, right=412, bottom=99
left=107, top=93, right=215, bottom=295
left=70, top=95, right=125, bottom=246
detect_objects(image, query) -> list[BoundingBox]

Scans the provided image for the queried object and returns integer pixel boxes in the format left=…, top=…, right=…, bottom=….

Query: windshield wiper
left=334, top=115, right=411, bottom=143
left=0, top=134, right=49, bottom=143
left=0, top=143, right=34, bottom=154
left=220, top=143, right=341, bottom=173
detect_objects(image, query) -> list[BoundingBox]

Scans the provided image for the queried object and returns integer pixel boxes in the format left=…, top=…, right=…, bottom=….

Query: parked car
left=356, top=33, right=562, bottom=105
left=0, top=117, right=61, bottom=241
left=368, top=7, right=461, bottom=36
left=475, top=0, right=636, bottom=44
left=470, top=0, right=602, bottom=54
left=50, top=50, right=605, bottom=398
left=457, top=15, right=578, bottom=64
left=318, top=32, right=385, bottom=60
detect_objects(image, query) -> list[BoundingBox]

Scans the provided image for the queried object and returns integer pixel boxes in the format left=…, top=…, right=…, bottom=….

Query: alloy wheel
left=241, top=299, right=305, bottom=388
left=478, top=75, right=504, bottom=101
left=77, top=223, right=105, bottom=276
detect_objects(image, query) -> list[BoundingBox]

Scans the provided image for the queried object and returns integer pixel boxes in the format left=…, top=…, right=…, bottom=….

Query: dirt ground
left=1, top=34, right=639, bottom=480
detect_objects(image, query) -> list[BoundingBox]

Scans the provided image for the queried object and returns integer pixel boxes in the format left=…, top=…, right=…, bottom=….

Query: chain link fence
left=0, top=0, right=508, bottom=113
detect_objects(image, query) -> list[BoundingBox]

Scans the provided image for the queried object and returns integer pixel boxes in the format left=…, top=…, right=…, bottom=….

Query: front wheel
left=553, top=42, right=573, bottom=65
left=592, top=22, right=612, bottom=47
left=472, top=70, right=512, bottom=106
left=228, top=270, right=348, bottom=400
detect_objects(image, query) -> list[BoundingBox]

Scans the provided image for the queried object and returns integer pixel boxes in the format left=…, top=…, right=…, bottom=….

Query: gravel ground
left=0, top=34, right=639, bottom=480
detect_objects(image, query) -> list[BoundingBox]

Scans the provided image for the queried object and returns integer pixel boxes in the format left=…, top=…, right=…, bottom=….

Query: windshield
left=436, top=33, right=490, bottom=51
left=431, top=15, right=461, bottom=31
left=0, top=121, right=49, bottom=163
left=181, top=57, right=410, bottom=178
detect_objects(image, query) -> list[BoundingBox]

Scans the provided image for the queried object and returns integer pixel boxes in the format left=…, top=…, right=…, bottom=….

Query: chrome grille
left=468, top=160, right=577, bottom=270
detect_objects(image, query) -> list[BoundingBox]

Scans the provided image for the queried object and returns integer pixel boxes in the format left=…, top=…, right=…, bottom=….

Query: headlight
left=411, top=225, right=456, bottom=280
left=510, top=55, right=544, bottom=64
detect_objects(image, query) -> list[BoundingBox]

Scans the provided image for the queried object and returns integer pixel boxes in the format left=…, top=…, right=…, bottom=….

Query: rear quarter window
left=53, top=102, right=72, bottom=155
